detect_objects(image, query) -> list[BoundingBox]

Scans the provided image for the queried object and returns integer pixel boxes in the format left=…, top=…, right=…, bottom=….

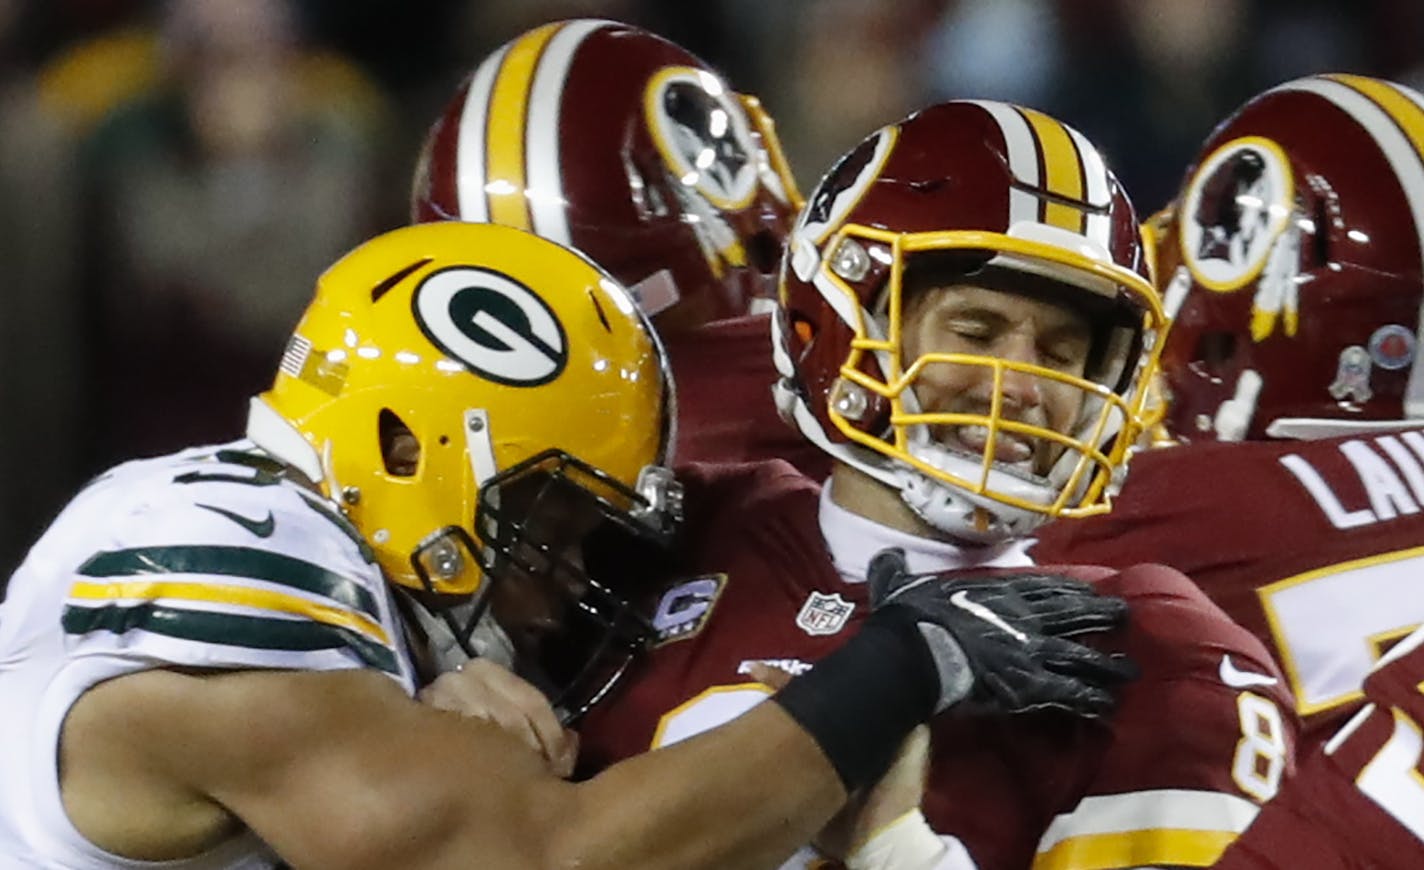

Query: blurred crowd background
left=1, top=0, right=1420, bottom=573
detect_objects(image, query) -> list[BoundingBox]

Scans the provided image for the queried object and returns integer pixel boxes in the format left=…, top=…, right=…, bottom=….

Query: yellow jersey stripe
left=484, top=21, right=562, bottom=229
left=1021, top=107, right=1086, bottom=233
left=1033, top=828, right=1238, bottom=870
left=69, top=579, right=392, bottom=648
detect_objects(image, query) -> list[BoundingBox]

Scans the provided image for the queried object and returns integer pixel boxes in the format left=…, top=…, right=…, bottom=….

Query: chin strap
left=895, top=431, right=1046, bottom=544
left=405, top=595, right=515, bottom=674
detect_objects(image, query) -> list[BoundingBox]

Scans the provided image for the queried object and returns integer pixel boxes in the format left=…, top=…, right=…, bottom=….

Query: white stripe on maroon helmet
left=1065, top=124, right=1112, bottom=249
left=455, top=43, right=508, bottom=223
left=967, top=100, right=1040, bottom=229
left=526, top=19, right=612, bottom=246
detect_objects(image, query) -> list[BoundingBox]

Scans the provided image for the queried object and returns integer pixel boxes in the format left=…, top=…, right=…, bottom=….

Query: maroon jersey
left=1214, top=626, right=1424, bottom=868
left=1032, top=430, right=1424, bottom=752
left=576, top=461, right=1297, bottom=869
left=663, top=313, right=831, bottom=480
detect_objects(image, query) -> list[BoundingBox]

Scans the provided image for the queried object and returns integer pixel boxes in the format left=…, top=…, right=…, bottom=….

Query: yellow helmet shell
left=255, top=221, right=672, bottom=596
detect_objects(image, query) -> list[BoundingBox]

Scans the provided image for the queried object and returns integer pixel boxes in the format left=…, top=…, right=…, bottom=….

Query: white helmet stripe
left=525, top=19, right=612, bottom=245
left=1282, top=76, right=1424, bottom=415
left=967, top=100, right=1040, bottom=227
left=1066, top=124, right=1112, bottom=248
left=455, top=44, right=506, bottom=223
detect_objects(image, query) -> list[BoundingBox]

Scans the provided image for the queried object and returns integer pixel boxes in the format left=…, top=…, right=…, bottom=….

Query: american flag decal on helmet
left=279, top=334, right=312, bottom=378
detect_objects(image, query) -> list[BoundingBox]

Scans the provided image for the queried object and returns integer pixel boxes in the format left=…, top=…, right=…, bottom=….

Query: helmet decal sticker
left=798, top=128, right=895, bottom=245
left=413, top=266, right=569, bottom=386
left=1180, top=136, right=1295, bottom=292
left=645, top=66, right=757, bottom=210
left=1329, top=345, right=1374, bottom=403
left=277, top=333, right=348, bottom=397
left=1370, top=325, right=1417, bottom=371
left=649, top=574, right=727, bottom=647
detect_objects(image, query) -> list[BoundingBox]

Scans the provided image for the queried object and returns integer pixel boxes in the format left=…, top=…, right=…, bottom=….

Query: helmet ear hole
left=1309, top=193, right=1333, bottom=267
left=379, top=409, right=420, bottom=478
left=746, top=230, right=783, bottom=275
left=1195, top=331, right=1239, bottom=377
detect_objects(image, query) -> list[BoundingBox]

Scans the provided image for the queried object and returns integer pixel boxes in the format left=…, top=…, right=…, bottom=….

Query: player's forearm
left=550, top=702, right=845, bottom=870
left=843, top=812, right=978, bottom=870
left=545, top=607, right=953, bottom=870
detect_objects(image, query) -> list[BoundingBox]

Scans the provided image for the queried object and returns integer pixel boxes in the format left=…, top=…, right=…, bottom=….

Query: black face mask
left=415, top=449, right=681, bottom=723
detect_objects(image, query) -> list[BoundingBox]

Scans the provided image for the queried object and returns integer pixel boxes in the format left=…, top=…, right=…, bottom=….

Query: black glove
left=867, top=547, right=1136, bottom=717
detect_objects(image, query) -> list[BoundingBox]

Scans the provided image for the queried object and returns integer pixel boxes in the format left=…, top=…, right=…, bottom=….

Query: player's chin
left=507, top=618, right=564, bottom=661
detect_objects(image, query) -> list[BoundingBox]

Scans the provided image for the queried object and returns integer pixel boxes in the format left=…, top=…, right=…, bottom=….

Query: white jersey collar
left=818, top=478, right=1034, bottom=584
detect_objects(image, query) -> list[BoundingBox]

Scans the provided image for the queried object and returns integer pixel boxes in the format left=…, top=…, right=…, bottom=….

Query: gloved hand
left=769, top=547, right=1137, bottom=791
left=867, top=547, right=1136, bottom=717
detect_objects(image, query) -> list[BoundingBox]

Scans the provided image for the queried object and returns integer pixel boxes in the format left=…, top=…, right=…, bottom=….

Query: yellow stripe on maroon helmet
left=484, top=22, right=562, bottom=230
left=1020, top=108, right=1087, bottom=234
left=1329, top=74, right=1424, bottom=166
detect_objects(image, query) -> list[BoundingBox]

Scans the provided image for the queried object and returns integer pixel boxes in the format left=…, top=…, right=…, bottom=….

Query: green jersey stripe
left=62, top=602, right=402, bottom=675
left=78, top=545, right=382, bottom=619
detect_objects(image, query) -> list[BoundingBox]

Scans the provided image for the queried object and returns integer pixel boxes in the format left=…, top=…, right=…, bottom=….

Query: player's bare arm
left=60, top=551, right=1132, bottom=870
left=62, top=666, right=840, bottom=870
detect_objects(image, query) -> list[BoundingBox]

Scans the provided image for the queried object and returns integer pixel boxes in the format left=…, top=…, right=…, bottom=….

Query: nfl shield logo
left=796, top=592, right=855, bottom=636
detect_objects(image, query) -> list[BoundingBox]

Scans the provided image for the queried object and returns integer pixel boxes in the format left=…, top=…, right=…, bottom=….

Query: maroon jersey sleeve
left=1215, top=627, right=1424, bottom=868
left=1031, top=431, right=1424, bottom=751
left=664, top=313, right=832, bottom=480
left=921, top=564, right=1298, bottom=870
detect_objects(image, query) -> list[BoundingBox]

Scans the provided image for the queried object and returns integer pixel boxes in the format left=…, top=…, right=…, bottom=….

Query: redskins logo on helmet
left=773, top=101, right=1165, bottom=543
left=1181, top=137, right=1294, bottom=299
left=646, top=67, right=757, bottom=208
left=248, top=221, right=682, bottom=719
left=411, top=19, right=802, bottom=331
left=1156, top=74, right=1424, bottom=442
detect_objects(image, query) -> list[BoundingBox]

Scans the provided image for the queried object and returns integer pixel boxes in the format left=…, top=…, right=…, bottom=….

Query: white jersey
left=0, top=442, right=418, bottom=868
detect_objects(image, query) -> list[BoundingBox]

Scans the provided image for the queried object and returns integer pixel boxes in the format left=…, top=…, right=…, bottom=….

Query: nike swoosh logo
left=950, top=589, right=1028, bottom=643
left=1219, top=654, right=1279, bottom=689
left=197, top=503, right=276, bottom=538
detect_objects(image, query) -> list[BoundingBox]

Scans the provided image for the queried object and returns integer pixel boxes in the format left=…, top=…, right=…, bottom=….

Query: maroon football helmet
left=410, top=19, right=802, bottom=331
left=773, top=100, right=1165, bottom=542
left=1156, top=74, right=1424, bottom=442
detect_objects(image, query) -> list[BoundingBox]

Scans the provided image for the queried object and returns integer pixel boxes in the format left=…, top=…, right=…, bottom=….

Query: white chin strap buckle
left=896, top=467, right=1004, bottom=544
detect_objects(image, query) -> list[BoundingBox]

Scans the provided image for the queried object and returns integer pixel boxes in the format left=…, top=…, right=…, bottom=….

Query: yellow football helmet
left=247, top=221, right=680, bottom=704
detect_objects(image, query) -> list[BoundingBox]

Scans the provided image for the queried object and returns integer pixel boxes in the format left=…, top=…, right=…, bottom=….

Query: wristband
left=770, top=606, right=939, bottom=791
left=846, top=810, right=951, bottom=870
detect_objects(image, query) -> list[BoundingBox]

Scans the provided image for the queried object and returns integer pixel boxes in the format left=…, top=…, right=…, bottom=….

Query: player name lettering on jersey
left=736, top=657, right=814, bottom=677
left=1280, top=431, right=1424, bottom=529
